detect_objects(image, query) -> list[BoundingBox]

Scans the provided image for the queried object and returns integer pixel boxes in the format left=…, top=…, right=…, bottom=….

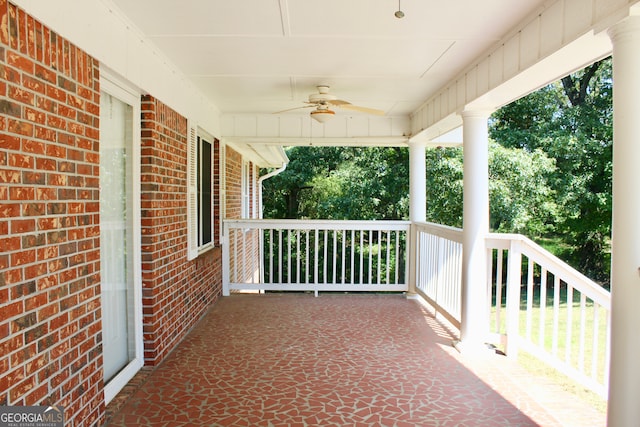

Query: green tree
left=425, top=147, right=463, bottom=227
left=490, top=57, right=612, bottom=282
left=262, top=146, right=409, bottom=220
left=424, top=144, right=558, bottom=235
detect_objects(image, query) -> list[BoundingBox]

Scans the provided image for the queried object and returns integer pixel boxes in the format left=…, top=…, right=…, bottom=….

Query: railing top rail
left=487, top=232, right=610, bottom=307
left=224, top=219, right=411, bottom=231
left=413, top=221, right=463, bottom=243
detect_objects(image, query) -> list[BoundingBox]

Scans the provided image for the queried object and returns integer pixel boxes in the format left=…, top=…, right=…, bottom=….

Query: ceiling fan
left=274, top=85, right=385, bottom=123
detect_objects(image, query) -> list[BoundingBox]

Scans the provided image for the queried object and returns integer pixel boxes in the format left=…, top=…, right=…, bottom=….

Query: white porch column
left=409, top=141, right=427, bottom=223
left=408, top=142, right=427, bottom=295
left=607, top=16, right=640, bottom=427
left=459, top=109, right=492, bottom=348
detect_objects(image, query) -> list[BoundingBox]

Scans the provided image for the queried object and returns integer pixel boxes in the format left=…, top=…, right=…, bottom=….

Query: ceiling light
left=310, top=109, right=335, bottom=123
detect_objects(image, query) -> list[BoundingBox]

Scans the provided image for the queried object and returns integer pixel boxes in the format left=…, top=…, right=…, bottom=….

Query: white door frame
left=100, top=69, right=143, bottom=404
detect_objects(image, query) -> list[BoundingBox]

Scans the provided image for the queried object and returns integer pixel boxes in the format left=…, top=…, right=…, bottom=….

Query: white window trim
left=187, top=123, right=215, bottom=260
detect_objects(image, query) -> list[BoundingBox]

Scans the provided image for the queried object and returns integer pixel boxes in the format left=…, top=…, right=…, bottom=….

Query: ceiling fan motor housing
left=309, top=93, right=337, bottom=103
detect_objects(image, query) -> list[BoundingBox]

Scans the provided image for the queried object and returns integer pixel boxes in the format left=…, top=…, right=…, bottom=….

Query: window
left=187, top=125, right=214, bottom=260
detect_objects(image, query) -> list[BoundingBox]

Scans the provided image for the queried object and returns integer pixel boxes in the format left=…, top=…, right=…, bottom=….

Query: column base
left=452, top=339, right=500, bottom=357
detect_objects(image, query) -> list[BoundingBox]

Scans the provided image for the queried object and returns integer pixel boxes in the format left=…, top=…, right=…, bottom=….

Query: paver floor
left=105, top=293, right=605, bottom=426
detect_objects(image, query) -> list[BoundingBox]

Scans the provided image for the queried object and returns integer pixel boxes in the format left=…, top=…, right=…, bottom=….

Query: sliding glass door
left=99, top=75, right=143, bottom=403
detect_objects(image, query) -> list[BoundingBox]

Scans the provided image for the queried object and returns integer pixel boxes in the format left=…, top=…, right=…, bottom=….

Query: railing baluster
left=268, top=229, right=273, bottom=284
left=314, top=229, right=319, bottom=285
left=494, top=249, right=503, bottom=335
left=505, top=239, right=522, bottom=358
left=305, top=230, right=310, bottom=284
left=565, top=285, right=573, bottom=363
left=296, top=230, right=300, bottom=284
left=579, top=293, right=587, bottom=373
left=359, top=231, right=364, bottom=284
left=385, top=230, right=391, bottom=285
left=368, top=230, right=373, bottom=285
left=331, top=230, right=338, bottom=285
left=323, top=230, right=328, bottom=284
left=393, top=231, right=398, bottom=285
left=552, top=276, right=561, bottom=356
left=538, top=262, right=547, bottom=349
left=341, top=230, right=346, bottom=284
left=278, top=229, right=284, bottom=283
left=351, top=229, right=356, bottom=284
left=287, top=229, right=292, bottom=284
left=527, top=259, right=534, bottom=339
left=376, top=230, right=381, bottom=285
left=591, top=303, right=600, bottom=380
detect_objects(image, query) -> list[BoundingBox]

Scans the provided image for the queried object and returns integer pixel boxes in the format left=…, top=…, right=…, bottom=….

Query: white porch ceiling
left=110, top=0, right=547, bottom=118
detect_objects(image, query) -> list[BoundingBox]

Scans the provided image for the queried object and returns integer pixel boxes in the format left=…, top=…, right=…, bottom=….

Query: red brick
left=17, top=8, right=26, bottom=55
left=7, top=51, right=33, bottom=75
left=8, top=84, right=35, bottom=105
left=10, top=186, right=36, bottom=201
left=0, top=301, right=23, bottom=323
left=22, top=74, right=45, bottom=94
left=3, top=268, right=23, bottom=284
left=0, top=168, right=20, bottom=184
left=46, top=114, right=66, bottom=130
left=0, top=0, right=8, bottom=45
left=34, top=21, right=43, bottom=63
left=37, top=216, right=61, bottom=231
left=34, top=126, right=56, bottom=142
left=22, top=172, right=45, bottom=185
left=7, top=2, right=17, bottom=50
left=45, top=143, right=66, bottom=159
left=24, top=262, right=47, bottom=280
left=24, top=106, right=45, bottom=124
left=0, top=204, right=20, bottom=218
left=22, top=138, right=45, bottom=155
left=8, top=152, right=33, bottom=168
left=11, top=248, right=35, bottom=266
left=10, top=375, right=36, bottom=402
left=11, top=218, right=35, bottom=233
left=7, top=119, right=33, bottom=136
left=46, top=84, right=65, bottom=103
left=34, top=63, right=55, bottom=84
left=36, top=274, right=58, bottom=291
left=0, top=132, right=21, bottom=149
left=35, top=95, right=55, bottom=112
left=35, top=187, right=56, bottom=200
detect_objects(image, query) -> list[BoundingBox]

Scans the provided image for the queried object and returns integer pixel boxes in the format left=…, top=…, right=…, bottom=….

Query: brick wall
left=225, top=146, right=260, bottom=282
left=0, top=0, right=104, bottom=425
left=140, top=96, right=221, bottom=365
left=225, top=146, right=242, bottom=219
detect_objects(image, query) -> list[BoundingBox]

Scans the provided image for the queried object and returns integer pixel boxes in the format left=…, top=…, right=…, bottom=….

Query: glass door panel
left=100, top=92, right=135, bottom=382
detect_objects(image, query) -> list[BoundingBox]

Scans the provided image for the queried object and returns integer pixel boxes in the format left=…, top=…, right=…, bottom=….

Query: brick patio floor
left=104, top=293, right=606, bottom=426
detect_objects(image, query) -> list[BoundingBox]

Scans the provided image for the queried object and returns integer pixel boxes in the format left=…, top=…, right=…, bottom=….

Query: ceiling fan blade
left=338, top=104, right=385, bottom=116
left=272, top=105, right=315, bottom=114
left=326, top=99, right=352, bottom=107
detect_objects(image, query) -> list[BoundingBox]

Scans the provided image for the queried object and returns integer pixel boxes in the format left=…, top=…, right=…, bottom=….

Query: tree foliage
left=262, top=146, right=409, bottom=220
left=490, top=57, right=612, bottom=281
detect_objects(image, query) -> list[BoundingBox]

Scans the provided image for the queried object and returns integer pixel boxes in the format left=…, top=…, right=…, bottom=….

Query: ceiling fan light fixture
left=310, top=109, right=335, bottom=123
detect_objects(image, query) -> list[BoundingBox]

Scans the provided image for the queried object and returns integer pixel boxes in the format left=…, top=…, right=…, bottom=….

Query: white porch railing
left=486, top=233, right=611, bottom=398
left=413, top=222, right=463, bottom=329
left=223, top=219, right=410, bottom=295
left=222, top=219, right=611, bottom=398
